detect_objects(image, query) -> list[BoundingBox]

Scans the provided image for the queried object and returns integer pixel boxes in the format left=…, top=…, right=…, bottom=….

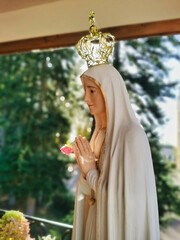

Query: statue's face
left=81, top=76, right=106, bottom=116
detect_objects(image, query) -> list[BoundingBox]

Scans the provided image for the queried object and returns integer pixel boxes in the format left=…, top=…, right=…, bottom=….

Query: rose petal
left=60, top=145, right=73, bottom=155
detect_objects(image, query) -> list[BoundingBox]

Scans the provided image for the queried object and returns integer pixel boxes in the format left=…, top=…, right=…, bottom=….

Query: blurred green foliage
left=0, top=48, right=81, bottom=221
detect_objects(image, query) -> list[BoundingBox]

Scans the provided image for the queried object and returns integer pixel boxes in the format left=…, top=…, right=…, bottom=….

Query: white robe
left=72, top=64, right=160, bottom=240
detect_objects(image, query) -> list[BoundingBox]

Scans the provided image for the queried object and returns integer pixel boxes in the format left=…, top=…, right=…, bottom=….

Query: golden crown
left=76, top=11, right=115, bottom=68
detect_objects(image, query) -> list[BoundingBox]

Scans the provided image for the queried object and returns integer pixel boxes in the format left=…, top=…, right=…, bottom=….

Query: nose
left=84, top=91, right=90, bottom=104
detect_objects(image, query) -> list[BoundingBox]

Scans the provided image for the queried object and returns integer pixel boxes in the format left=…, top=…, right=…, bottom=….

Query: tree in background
left=113, top=36, right=180, bottom=225
left=0, top=48, right=80, bottom=220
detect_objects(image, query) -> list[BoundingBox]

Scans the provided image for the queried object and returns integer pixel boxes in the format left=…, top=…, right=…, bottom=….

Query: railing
left=0, top=209, right=73, bottom=240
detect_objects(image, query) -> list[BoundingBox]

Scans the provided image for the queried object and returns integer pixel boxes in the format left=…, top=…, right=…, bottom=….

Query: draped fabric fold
left=72, top=64, right=160, bottom=240
left=86, top=169, right=99, bottom=192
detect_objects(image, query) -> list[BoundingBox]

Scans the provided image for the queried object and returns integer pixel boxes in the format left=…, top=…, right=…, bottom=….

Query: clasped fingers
left=75, top=136, right=95, bottom=163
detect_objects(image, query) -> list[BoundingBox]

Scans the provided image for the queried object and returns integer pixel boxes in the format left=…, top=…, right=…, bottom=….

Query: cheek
left=94, top=95, right=101, bottom=104
left=100, top=99, right=106, bottom=111
left=96, top=95, right=106, bottom=111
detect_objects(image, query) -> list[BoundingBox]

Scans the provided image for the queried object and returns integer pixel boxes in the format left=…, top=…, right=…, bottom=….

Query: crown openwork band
left=76, top=10, right=115, bottom=68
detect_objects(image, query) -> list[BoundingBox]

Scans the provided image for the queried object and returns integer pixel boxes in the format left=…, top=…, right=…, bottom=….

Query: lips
left=88, top=105, right=93, bottom=107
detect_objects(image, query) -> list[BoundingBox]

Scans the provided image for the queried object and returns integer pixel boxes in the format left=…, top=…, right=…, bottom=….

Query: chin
left=90, top=110, right=94, bottom=115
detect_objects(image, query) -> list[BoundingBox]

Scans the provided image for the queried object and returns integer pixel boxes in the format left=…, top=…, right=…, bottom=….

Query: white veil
left=80, top=64, right=160, bottom=240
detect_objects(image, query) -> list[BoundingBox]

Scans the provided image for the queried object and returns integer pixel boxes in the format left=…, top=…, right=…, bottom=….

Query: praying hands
left=72, top=136, right=97, bottom=178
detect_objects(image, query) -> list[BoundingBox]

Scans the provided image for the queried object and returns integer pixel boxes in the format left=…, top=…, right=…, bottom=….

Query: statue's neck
left=94, top=112, right=107, bottom=129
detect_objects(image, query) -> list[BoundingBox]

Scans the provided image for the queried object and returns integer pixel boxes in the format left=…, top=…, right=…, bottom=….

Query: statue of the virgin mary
left=72, top=11, right=160, bottom=240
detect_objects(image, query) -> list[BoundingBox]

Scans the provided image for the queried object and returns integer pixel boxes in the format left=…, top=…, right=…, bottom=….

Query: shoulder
left=123, top=124, right=152, bottom=168
left=126, top=123, right=146, bottom=139
left=125, top=123, right=149, bottom=150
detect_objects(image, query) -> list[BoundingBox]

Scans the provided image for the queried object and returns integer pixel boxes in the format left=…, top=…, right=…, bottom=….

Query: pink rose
left=60, top=145, right=73, bottom=155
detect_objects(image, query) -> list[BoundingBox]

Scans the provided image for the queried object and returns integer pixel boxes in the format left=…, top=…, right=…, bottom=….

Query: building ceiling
left=0, top=0, right=61, bottom=13
left=0, top=0, right=179, bottom=46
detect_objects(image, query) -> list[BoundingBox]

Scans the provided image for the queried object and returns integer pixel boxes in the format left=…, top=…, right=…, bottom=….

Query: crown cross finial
left=76, top=10, right=115, bottom=68
left=89, top=11, right=98, bottom=37
left=89, top=10, right=95, bottom=26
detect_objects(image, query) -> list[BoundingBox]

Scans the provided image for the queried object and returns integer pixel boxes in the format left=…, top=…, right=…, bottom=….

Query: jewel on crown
left=76, top=10, right=115, bottom=68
